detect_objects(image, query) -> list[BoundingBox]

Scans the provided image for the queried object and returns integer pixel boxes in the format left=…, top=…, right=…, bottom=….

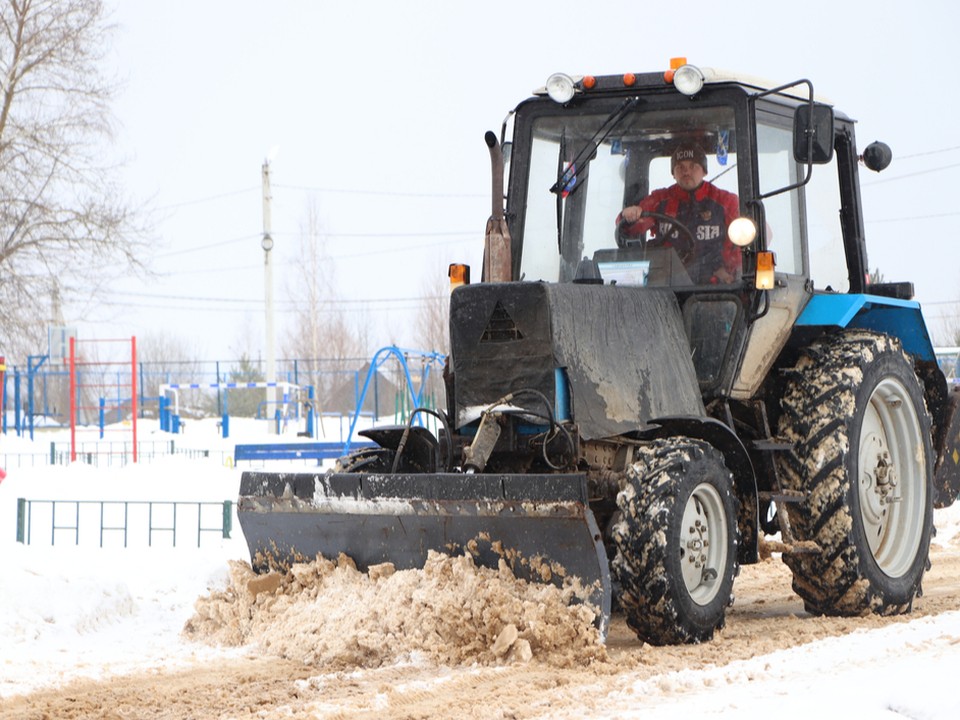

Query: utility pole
left=262, top=158, right=277, bottom=433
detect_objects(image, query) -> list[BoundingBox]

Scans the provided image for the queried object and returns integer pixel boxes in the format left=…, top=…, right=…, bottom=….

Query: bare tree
left=282, top=198, right=370, bottom=414
left=936, top=304, right=960, bottom=347
left=414, top=266, right=450, bottom=355
left=137, top=330, right=206, bottom=417
left=0, top=0, right=148, bottom=361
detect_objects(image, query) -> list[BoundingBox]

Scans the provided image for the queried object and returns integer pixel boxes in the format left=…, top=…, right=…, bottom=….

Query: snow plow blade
left=237, top=470, right=611, bottom=635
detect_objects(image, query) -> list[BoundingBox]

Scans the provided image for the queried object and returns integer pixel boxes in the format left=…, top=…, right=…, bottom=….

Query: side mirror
left=793, top=103, right=834, bottom=164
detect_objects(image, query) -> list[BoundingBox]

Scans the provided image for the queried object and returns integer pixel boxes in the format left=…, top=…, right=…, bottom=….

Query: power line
left=896, top=145, right=960, bottom=160
left=153, top=234, right=259, bottom=259
left=100, top=288, right=442, bottom=309
left=862, top=161, right=960, bottom=186
left=154, top=181, right=483, bottom=211
left=149, top=230, right=477, bottom=264
left=319, top=230, right=477, bottom=239
left=868, top=211, right=960, bottom=224
left=274, top=183, right=485, bottom=199
left=157, top=187, right=259, bottom=211
left=109, top=291, right=438, bottom=305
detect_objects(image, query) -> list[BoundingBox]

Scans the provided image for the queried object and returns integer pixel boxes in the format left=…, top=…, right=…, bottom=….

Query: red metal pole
left=69, top=336, right=76, bottom=463
left=0, top=356, right=5, bottom=432
left=131, top=336, right=138, bottom=463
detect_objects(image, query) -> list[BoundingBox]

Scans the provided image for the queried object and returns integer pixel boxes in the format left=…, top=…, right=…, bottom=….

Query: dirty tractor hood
left=449, top=282, right=704, bottom=440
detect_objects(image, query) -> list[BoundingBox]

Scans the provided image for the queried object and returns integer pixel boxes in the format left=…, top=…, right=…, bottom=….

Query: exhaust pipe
left=484, top=131, right=512, bottom=283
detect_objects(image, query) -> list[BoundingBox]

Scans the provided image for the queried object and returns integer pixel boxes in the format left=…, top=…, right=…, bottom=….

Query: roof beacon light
left=664, top=56, right=686, bottom=83
left=673, top=63, right=705, bottom=96
left=545, top=73, right=576, bottom=104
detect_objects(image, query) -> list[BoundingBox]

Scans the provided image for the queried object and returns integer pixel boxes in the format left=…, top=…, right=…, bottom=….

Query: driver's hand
left=621, top=206, right=643, bottom=224
left=712, top=267, right=736, bottom=284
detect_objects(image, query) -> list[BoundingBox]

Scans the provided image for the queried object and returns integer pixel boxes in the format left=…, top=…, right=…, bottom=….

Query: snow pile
left=184, top=551, right=605, bottom=669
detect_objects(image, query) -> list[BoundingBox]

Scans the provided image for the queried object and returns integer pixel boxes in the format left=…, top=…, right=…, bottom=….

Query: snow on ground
left=0, top=417, right=298, bottom=698
left=1, top=417, right=960, bottom=718
left=563, top=609, right=960, bottom=719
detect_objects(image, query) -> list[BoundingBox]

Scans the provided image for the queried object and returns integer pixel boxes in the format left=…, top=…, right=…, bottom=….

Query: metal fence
left=48, top=439, right=222, bottom=467
left=1, top=440, right=230, bottom=469
left=16, top=498, right=234, bottom=549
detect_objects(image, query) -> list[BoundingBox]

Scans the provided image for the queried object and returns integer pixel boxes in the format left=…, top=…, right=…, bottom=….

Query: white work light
left=727, top=217, right=758, bottom=247
left=545, top=73, right=576, bottom=104
left=673, top=64, right=705, bottom=96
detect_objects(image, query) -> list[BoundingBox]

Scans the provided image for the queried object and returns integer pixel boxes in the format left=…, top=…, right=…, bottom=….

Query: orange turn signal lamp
left=755, top=251, right=775, bottom=290
left=449, top=263, right=470, bottom=290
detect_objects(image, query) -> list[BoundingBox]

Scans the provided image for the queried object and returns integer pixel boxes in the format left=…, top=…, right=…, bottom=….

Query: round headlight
left=728, top=217, right=757, bottom=247
left=545, top=73, right=576, bottom=104
left=673, top=64, right=705, bottom=96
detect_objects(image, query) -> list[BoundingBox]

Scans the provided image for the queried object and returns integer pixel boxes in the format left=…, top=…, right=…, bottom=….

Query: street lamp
left=262, top=157, right=276, bottom=432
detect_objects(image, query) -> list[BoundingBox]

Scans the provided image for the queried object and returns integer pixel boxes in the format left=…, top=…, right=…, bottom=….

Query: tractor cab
left=498, top=61, right=870, bottom=400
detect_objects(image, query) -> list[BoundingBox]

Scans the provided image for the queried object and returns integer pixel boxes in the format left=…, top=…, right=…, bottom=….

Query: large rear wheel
left=611, top=437, right=739, bottom=645
left=777, top=331, right=933, bottom=615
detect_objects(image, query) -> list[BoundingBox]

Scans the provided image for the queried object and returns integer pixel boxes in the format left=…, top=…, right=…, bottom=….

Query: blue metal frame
left=343, top=346, right=446, bottom=453
left=796, top=293, right=936, bottom=361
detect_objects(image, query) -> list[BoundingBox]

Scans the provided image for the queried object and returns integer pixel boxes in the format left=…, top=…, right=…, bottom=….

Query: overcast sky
left=81, top=0, right=960, bottom=362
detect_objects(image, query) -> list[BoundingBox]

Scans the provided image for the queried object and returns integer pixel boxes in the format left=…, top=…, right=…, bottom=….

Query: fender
left=795, top=293, right=935, bottom=361
left=795, top=292, right=959, bottom=508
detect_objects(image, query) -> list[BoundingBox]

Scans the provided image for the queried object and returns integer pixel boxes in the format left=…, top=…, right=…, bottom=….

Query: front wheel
left=777, top=331, right=934, bottom=615
left=611, top=438, right=739, bottom=645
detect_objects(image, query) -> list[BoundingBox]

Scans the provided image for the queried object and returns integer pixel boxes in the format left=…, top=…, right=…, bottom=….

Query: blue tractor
left=239, top=60, right=960, bottom=645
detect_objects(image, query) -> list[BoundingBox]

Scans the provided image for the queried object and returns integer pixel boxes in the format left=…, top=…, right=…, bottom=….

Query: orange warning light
left=665, top=57, right=688, bottom=83
left=755, top=252, right=776, bottom=290
left=448, top=263, right=470, bottom=290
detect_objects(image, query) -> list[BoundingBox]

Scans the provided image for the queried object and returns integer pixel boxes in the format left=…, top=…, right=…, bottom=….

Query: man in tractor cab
left=616, top=143, right=740, bottom=284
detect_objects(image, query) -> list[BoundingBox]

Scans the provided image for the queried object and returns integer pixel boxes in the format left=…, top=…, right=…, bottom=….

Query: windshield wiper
left=549, top=96, right=640, bottom=254
left=549, top=96, right=640, bottom=198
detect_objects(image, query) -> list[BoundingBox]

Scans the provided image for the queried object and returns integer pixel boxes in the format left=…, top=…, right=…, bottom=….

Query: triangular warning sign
left=480, top=301, right=523, bottom=343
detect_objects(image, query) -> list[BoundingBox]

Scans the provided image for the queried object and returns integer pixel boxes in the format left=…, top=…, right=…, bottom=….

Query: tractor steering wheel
left=616, top=210, right=695, bottom=251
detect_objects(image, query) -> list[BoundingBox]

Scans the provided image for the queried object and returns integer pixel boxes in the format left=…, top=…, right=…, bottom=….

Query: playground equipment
left=231, top=347, right=445, bottom=464
left=340, top=346, right=446, bottom=453
left=1, top=345, right=446, bottom=447
left=158, top=380, right=304, bottom=437
left=68, top=336, right=138, bottom=463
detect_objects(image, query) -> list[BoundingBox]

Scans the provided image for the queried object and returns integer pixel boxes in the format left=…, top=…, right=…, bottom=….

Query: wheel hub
left=858, top=377, right=927, bottom=577
left=861, top=438, right=895, bottom=527
left=679, top=484, right=728, bottom=605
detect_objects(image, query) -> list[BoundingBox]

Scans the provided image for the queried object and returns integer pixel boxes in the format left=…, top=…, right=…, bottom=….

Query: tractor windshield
left=517, top=104, right=740, bottom=288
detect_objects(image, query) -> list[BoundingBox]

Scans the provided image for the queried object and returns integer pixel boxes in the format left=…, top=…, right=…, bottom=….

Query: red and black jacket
left=616, top=181, right=740, bottom=284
